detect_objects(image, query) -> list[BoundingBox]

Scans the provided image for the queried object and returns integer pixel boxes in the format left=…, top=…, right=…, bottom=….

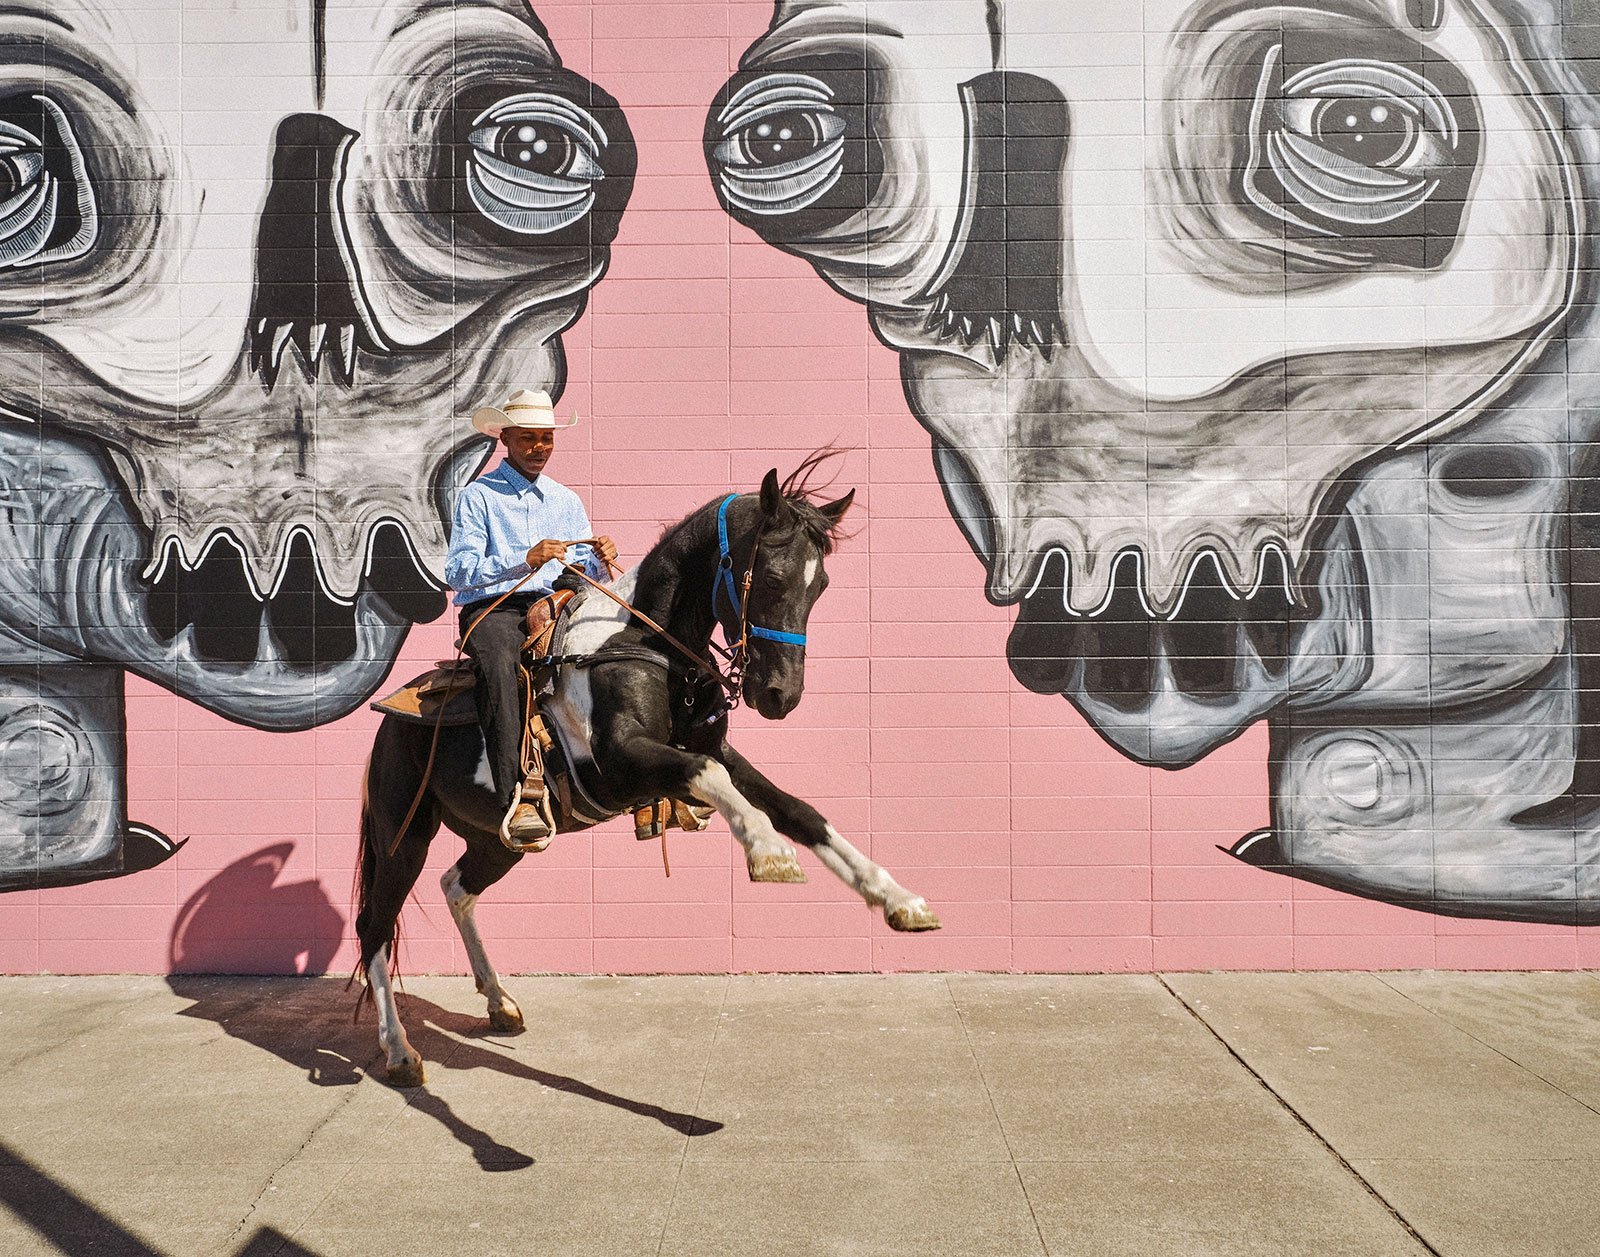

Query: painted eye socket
left=711, top=73, right=847, bottom=216
left=0, top=94, right=97, bottom=270
left=465, top=93, right=607, bottom=235
left=1245, top=48, right=1468, bottom=240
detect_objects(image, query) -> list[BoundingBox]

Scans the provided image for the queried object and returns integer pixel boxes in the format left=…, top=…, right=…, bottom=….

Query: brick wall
left=2, top=1, right=1597, bottom=972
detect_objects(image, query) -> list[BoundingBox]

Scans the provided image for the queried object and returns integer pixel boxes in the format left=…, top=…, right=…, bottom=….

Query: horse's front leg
left=717, top=745, right=941, bottom=932
left=607, top=737, right=808, bottom=883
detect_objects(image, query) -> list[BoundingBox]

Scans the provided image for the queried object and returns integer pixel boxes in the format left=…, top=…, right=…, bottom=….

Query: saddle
left=368, top=590, right=579, bottom=728
left=371, top=589, right=713, bottom=842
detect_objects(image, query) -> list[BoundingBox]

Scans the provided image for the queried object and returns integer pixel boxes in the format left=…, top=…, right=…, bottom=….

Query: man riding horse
left=444, top=389, right=618, bottom=849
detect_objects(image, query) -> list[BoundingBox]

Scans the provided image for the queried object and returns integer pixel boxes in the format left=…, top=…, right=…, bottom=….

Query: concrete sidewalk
left=1, top=973, right=1597, bottom=1256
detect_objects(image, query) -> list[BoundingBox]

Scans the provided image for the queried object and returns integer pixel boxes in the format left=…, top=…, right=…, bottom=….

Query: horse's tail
left=346, top=759, right=399, bottom=1012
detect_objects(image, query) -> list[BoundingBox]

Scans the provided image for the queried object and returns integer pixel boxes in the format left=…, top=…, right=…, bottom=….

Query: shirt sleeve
left=444, top=483, right=527, bottom=593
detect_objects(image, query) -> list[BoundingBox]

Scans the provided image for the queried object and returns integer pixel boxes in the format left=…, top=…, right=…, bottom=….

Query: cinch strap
left=715, top=493, right=806, bottom=649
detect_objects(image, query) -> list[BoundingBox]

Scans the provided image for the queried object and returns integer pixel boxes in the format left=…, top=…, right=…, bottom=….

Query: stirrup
left=499, top=780, right=555, bottom=854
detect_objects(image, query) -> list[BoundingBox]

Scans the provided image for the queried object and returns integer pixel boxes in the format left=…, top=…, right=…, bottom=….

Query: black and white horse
left=355, top=466, right=940, bottom=1086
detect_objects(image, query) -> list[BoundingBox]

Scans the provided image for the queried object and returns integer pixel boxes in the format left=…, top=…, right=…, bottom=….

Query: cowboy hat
left=471, top=388, right=579, bottom=437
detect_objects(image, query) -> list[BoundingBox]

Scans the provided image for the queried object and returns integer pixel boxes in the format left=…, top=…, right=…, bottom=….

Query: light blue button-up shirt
left=444, top=461, right=607, bottom=605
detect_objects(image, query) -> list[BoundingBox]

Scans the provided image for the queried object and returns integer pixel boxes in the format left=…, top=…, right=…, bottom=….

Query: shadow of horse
left=166, top=847, right=722, bottom=1170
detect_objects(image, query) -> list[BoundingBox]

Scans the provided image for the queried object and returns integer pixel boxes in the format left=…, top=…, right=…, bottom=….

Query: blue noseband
left=715, top=493, right=807, bottom=648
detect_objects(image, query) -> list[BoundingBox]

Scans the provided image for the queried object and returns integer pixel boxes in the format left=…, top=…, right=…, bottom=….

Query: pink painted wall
left=3, top=0, right=1595, bottom=973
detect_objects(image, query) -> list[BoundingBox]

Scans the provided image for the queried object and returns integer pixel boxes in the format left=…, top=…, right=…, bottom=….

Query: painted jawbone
left=712, top=0, right=1600, bottom=919
left=0, top=0, right=634, bottom=886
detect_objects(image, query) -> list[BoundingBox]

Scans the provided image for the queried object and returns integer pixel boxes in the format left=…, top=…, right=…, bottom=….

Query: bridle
left=712, top=492, right=806, bottom=692
left=385, top=490, right=807, bottom=856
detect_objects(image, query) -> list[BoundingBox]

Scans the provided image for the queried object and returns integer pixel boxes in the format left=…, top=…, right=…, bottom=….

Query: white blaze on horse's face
left=0, top=0, right=634, bottom=726
left=742, top=525, right=831, bottom=720
left=710, top=0, right=1578, bottom=763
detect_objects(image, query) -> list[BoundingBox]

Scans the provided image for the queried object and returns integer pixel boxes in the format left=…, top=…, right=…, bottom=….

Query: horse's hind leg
left=367, top=944, right=425, bottom=1088
left=442, top=835, right=525, bottom=1034
left=355, top=746, right=437, bottom=1087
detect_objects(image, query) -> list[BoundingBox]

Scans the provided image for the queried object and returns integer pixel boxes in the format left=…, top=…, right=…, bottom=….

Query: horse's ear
left=819, top=487, right=855, bottom=526
left=759, top=468, right=782, bottom=518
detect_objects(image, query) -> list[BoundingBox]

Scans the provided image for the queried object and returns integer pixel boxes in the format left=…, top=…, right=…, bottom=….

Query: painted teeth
left=920, top=292, right=1064, bottom=358
left=250, top=318, right=361, bottom=389
left=1022, top=546, right=1295, bottom=621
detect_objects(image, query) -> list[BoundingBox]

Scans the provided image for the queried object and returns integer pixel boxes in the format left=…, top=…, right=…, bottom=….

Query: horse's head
left=733, top=466, right=854, bottom=720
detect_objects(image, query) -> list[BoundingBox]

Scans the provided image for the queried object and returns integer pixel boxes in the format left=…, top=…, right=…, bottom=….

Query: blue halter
left=715, top=493, right=807, bottom=648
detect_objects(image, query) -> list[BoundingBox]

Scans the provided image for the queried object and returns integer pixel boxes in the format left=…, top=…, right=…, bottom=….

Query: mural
left=709, top=0, right=1600, bottom=922
left=0, top=0, right=634, bottom=889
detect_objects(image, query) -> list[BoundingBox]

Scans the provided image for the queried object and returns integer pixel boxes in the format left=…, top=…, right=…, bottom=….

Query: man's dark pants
left=459, top=593, right=542, bottom=807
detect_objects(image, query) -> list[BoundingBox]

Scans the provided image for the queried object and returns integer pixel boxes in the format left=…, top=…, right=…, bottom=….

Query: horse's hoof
left=385, top=1056, right=426, bottom=1088
left=886, top=900, right=942, bottom=932
left=748, top=852, right=807, bottom=884
left=488, top=1006, right=525, bottom=1034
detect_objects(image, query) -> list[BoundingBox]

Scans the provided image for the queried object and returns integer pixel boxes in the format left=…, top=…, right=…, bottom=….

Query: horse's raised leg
left=441, top=852, right=524, bottom=1033
left=604, top=737, right=806, bottom=883
left=718, top=745, right=941, bottom=931
left=685, top=758, right=808, bottom=884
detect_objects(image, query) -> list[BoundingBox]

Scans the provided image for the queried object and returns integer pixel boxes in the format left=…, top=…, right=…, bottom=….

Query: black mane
left=625, top=452, right=852, bottom=653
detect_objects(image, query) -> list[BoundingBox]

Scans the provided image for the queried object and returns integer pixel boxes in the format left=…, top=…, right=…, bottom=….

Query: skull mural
left=709, top=0, right=1600, bottom=921
left=0, top=0, right=635, bottom=889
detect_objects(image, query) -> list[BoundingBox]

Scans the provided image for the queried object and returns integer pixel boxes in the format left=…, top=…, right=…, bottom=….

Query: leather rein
left=383, top=492, right=798, bottom=857
left=555, top=491, right=807, bottom=708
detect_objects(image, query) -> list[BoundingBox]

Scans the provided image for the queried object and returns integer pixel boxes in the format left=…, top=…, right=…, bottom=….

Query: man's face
left=502, top=427, right=557, bottom=481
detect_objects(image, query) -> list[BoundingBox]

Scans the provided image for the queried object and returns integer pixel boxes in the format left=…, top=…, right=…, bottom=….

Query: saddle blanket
left=371, top=659, right=478, bottom=726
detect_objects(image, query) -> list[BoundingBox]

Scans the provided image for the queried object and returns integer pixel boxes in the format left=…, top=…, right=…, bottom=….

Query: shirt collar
left=496, top=460, right=545, bottom=497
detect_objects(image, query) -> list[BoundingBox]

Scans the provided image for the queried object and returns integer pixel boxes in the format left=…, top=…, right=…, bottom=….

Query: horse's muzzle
left=750, top=683, right=799, bottom=720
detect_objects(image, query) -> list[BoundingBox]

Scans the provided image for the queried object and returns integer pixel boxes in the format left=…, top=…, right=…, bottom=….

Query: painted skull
left=0, top=0, right=634, bottom=886
left=711, top=0, right=1600, bottom=919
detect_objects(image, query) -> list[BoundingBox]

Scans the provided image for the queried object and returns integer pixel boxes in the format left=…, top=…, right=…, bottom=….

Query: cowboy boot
left=500, top=777, right=553, bottom=853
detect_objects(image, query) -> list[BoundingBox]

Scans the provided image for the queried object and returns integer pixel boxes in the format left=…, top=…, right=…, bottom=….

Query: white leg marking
left=367, top=945, right=423, bottom=1081
left=441, top=864, right=522, bottom=1031
left=812, top=824, right=939, bottom=930
left=687, top=761, right=792, bottom=863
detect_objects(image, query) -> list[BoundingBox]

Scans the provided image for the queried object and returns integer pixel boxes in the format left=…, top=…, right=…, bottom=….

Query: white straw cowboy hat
left=471, top=388, right=579, bottom=437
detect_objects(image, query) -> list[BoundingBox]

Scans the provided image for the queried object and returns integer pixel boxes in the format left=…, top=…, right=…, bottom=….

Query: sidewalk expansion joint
left=1374, top=974, right=1600, bottom=1122
left=1155, top=975, right=1443, bottom=1257
left=945, top=975, right=1052, bottom=1257
left=653, top=974, right=730, bottom=1257
left=221, top=1065, right=369, bottom=1256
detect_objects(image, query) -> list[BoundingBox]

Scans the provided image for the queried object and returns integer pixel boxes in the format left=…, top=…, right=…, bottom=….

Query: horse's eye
left=464, top=92, right=608, bottom=235
left=0, top=93, right=97, bottom=269
left=710, top=72, right=847, bottom=216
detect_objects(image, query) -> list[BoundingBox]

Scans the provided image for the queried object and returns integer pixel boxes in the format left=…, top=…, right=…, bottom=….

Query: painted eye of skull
left=705, top=59, right=878, bottom=237
left=712, top=73, right=848, bottom=216
left=0, top=94, right=97, bottom=270
left=465, top=93, right=607, bottom=235
left=1240, top=39, right=1479, bottom=269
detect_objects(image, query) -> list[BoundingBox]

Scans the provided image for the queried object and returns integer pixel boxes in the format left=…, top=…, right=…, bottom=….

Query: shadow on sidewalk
left=0, top=1141, right=322, bottom=1256
left=164, top=847, right=722, bottom=1171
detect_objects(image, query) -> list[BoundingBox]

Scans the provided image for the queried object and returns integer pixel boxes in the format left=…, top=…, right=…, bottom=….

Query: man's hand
left=526, top=539, right=570, bottom=569
left=593, top=535, right=618, bottom=566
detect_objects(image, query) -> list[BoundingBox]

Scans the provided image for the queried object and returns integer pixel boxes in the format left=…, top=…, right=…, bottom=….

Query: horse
left=354, top=463, right=942, bottom=1086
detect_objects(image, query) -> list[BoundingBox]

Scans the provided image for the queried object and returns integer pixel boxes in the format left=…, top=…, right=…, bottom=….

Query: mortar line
left=1155, top=975, right=1443, bottom=1257
left=945, top=975, right=1052, bottom=1257
left=1375, top=973, right=1600, bottom=1121
left=653, top=974, right=731, bottom=1257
